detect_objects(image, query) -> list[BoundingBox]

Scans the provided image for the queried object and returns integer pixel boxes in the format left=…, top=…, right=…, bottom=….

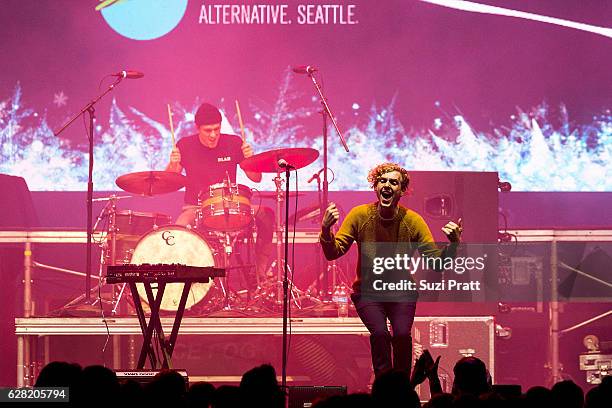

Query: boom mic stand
left=281, top=165, right=291, bottom=390
left=54, top=75, right=127, bottom=304
left=303, top=70, right=349, bottom=298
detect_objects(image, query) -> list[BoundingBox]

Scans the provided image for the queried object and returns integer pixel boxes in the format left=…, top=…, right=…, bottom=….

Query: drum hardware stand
left=274, top=172, right=291, bottom=307
left=226, top=224, right=258, bottom=302
left=103, top=195, right=124, bottom=315
left=249, top=173, right=305, bottom=310
left=262, top=260, right=304, bottom=308
left=59, top=194, right=131, bottom=316
left=54, top=197, right=119, bottom=315
left=243, top=221, right=259, bottom=288
left=95, top=195, right=131, bottom=315
left=205, top=230, right=255, bottom=312
left=303, top=169, right=350, bottom=303
left=305, top=258, right=349, bottom=299
left=218, top=231, right=238, bottom=310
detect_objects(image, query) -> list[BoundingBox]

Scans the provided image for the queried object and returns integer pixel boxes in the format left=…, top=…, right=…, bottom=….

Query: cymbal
left=239, top=148, right=319, bottom=173
left=115, top=171, right=186, bottom=196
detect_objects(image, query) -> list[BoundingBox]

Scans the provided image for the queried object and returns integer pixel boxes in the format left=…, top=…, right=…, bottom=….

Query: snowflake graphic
left=53, top=91, right=68, bottom=107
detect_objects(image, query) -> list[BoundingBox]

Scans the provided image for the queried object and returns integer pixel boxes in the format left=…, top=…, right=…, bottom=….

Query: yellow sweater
left=320, top=202, right=453, bottom=293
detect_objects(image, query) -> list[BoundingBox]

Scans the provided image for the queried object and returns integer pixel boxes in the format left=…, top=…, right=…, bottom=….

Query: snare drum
left=129, top=225, right=221, bottom=311
left=199, top=183, right=253, bottom=231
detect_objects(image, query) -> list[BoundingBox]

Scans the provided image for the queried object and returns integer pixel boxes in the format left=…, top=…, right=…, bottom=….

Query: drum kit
left=101, top=147, right=321, bottom=315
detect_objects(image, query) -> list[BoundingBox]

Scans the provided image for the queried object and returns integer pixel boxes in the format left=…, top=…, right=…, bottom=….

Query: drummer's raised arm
left=166, top=146, right=183, bottom=173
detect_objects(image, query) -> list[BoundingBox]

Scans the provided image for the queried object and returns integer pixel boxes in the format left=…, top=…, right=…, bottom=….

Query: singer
left=319, top=162, right=462, bottom=377
left=165, top=102, right=274, bottom=284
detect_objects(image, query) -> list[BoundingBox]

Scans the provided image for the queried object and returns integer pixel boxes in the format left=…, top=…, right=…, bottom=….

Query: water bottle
left=333, top=285, right=349, bottom=318
left=332, top=286, right=340, bottom=309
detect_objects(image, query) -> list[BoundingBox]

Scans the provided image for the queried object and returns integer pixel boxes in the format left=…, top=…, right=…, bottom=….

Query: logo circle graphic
left=101, top=0, right=188, bottom=41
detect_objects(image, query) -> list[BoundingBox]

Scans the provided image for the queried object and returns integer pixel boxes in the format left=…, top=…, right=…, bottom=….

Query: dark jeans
left=251, top=206, right=274, bottom=283
left=351, top=293, right=417, bottom=377
left=252, top=206, right=274, bottom=258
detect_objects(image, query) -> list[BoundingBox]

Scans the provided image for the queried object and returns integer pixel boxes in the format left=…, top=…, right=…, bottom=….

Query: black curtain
left=0, top=174, right=38, bottom=386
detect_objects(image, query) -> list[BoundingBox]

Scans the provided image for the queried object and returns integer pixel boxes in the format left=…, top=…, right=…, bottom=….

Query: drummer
left=165, top=102, right=274, bottom=286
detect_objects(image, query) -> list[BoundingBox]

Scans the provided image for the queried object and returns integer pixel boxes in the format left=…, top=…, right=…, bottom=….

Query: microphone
left=497, top=181, right=512, bottom=192
left=112, top=70, right=144, bottom=79
left=277, top=159, right=293, bottom=169
left=292, top=65, right=317, bottom=75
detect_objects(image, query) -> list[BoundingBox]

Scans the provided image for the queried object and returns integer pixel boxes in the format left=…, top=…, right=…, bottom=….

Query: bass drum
left=130, top=225, right=220, bottom=311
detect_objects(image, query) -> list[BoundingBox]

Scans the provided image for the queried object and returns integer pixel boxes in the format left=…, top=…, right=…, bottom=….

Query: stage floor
left=16, top=316, right=493, bottom=335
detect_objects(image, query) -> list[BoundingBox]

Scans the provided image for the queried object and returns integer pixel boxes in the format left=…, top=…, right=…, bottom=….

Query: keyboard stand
left=128, top=279, right=203, bottom=369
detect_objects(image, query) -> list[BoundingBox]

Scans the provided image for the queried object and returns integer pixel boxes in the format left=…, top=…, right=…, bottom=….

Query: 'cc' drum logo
left=161, top=230, right=175, bottom=246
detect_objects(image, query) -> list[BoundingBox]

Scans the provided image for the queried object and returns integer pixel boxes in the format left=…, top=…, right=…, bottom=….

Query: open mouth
left=380, top=189, right=394, bottom=204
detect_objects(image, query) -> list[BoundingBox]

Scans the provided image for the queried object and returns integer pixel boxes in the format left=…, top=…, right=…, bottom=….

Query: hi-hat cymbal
left=239, top=148, right=319, bottom=173
left=115, top=171, right=186, bottom=196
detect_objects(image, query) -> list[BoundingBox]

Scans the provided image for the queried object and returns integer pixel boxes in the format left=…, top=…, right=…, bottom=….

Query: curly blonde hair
left=367, top=162, right=410, bottom=191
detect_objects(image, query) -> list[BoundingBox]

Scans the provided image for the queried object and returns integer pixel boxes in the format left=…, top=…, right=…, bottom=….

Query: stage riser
left=33, top=318, right=494, bottom=398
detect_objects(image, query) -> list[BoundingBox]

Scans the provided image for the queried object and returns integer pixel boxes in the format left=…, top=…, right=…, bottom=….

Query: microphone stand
left=54, top=75, right=125, bottom=303
left=314, top=172, right=323, bottom=294
left=305, top=70, right=349, bottom=298
left=281, top=165, right=291, bottom=390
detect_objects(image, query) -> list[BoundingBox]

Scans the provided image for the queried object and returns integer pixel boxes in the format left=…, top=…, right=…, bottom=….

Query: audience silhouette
left=31, top=352, right=607, bottom=407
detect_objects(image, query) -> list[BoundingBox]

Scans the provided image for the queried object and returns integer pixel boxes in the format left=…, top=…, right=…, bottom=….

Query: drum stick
left=167, top=103, right=176, bottom=148
left=235, top=99, right=247, bottom=142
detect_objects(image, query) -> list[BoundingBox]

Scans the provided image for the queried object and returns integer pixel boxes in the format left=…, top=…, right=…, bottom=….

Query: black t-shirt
left=177, top=134, right=245, bottom=205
